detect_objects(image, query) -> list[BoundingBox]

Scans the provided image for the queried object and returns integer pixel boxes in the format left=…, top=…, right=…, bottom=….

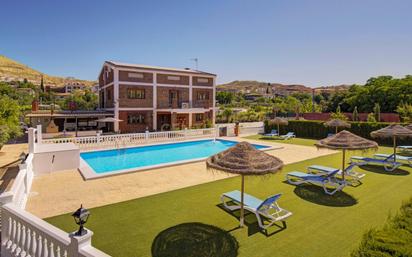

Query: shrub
left=351, top=198, right=412, bottom=257
left=264, top=120, right=407, bottom=145
left=367, top=113, right=377, bottom=123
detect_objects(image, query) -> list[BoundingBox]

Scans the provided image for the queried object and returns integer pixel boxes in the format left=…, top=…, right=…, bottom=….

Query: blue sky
left=1, top=0, right=411, bottom=86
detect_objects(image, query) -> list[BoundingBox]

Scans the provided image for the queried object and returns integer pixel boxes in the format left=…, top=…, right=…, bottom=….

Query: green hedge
left=264, top=120, right=411, bottom=145
left=351, top=197, right=412, bottom=257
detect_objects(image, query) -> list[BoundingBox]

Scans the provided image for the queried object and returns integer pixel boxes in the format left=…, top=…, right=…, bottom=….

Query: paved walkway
left=26, top=138, right=337, bottom=218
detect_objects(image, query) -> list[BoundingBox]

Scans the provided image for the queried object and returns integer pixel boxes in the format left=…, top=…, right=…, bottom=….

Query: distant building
left=64, top=81, right=85, bottom=93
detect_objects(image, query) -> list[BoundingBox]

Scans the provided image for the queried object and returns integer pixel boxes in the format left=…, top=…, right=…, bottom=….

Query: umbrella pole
left=277, top=124, right=280, bottom=135
left=335, top=126, right=338, bottom=134
left=240, top=175, right=245, bottom=227
left=342, top=149, right=346, bottom=180
left=393, top=136, right=397, bottom=162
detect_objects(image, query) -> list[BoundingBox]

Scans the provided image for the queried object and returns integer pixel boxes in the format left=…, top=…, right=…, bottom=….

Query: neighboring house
left=65, top=81, right=85, bottom=93
left=97, top=61, right=217, bottom=133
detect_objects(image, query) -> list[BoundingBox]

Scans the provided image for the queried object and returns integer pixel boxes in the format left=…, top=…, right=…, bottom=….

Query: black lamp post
left=72, top=204, right=90, bottom=236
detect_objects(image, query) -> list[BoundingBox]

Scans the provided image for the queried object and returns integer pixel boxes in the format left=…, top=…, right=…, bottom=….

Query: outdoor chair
left=286, top=168, right=346, bottom=195
left=221, top=190, right=292, bottom=230
left=307, top=163, right=365, bottom=185
left=280, top=132, right=295, bottom=140
left=350, top=155, right=402, bottom=172
left=397, top=146, right=412, bottom=153
left=263, top=129, right=279, bottom=137
left=373, top=154, right=412, bottom=167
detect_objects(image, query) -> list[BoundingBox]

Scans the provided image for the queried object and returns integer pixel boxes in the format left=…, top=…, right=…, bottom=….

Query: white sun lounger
left=350, top=156, right=402, bottom=172
left=286, top=169, right=346, bottom=195
left=280, top=132, right=295, bottom=140
left=263, top=129, right=279, bottom=137
left=221, top=190, right=292, bottom=230
left=397, top=146, right=412, bottom=153
left=307, top=163, right=365, bottom=185
left=373, top=154, right=412, bottom=167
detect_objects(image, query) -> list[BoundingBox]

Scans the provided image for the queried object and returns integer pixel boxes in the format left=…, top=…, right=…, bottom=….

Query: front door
left=157, top=113, right=171, bottom=131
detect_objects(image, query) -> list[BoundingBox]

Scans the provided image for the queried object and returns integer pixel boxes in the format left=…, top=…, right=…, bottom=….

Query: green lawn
left=46, top=144, right=412, bottom=257
left=243, top=135, right=318, bottom=147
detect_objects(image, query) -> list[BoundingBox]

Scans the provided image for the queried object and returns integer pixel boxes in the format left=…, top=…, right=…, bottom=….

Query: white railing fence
left=1, top=203, right=109, bottom=257
left=41, top=128, right=217, bottom=150
left=0, top=154, right=34, bottom=210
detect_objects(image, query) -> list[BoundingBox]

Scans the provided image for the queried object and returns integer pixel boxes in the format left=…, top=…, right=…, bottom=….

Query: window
left=167, top=75, right=181, bottom=81
left=195, top=114, right=203, bottom=122
left=197, top=92, right=209, bottom=100
left=197, top=78, right=209, bottom=83
left=107, top=88, right=112, bottom=100
left=128, top=114, right=145, bottom=124
left=127, top=88, right=145, bottom=99
left=128, top=72, right=144, bottom=79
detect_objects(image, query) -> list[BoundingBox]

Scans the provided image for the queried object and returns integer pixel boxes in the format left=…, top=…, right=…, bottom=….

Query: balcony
left=157, top=101, right=210, bottom=109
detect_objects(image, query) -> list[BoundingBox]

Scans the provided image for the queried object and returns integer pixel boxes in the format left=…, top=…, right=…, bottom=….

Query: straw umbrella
left=405, top=124, right=412, bottom=131
left=206, top=142, right=283, bottom=227
left=270, top=117, right=288, bottom=134
left=316, top=130, right=378, bottom=180
left=324, top=119, right=351, bottom=134
left=371, top=124, right=412, bottom=162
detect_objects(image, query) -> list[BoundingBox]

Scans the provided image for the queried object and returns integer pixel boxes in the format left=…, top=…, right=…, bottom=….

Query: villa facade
left=97, top=61, right=217, bottom=133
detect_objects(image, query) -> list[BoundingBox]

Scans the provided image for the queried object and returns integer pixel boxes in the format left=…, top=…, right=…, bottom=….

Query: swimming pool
left=80, top=139, right=271, bottom=178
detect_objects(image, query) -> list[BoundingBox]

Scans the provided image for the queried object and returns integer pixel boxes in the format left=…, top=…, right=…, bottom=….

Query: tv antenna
left=190, top=58, right=198, bottom=70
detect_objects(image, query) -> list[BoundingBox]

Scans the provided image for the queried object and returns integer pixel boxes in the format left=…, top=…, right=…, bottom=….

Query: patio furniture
left=307, top=163, right=365, bottom=185
left=374, top=154, right=412, bottom=167
left=315, top=130, right=378, bottom=181
left=280, top=132, right=295, bottom=140
left=286, top=169, right=346, bottom=195
left=371, top=125, right=412, bottom=163
left=350, top=156, right=402, bottom=172
left=263, top=129, right=278, bottom=137
left=206, top=142, right=284, bottom=228
left=397, top=146, right=412, bottom=153
left=221, top=190, right=292, bottom=230
left=268, top=117, right=288, bottom=136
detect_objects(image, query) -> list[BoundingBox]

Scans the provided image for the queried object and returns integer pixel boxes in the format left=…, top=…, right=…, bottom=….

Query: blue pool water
left=81, top=139, right=269, bottom=174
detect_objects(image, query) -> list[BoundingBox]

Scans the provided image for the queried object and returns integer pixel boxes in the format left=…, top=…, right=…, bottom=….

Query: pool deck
left=25, top=137, right=337, bottom=218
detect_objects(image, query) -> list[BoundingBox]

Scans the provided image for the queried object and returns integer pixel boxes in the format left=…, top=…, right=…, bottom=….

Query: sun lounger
left=221, top=190, right=292, bottom=230
left=397, top=146, right=412, bottom=153
left=350, top=156, right=402, bottom=172
left=286, top=169, right=346, bottom=195
left=280, top=132, right=295, bottom=140
left=263, top=129, right=279, bottom=137
left=307, top=163, right=365, bottom=185
left=373, top=154, right=412, bottom=167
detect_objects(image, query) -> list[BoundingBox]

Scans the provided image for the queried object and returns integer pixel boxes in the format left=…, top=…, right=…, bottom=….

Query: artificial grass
left=243, top=134, right=318, bottom=147
left=46, top=145, right=412, bottom=257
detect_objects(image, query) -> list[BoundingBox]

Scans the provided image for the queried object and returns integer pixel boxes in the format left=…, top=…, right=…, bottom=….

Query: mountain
left=0, top=55, right=95, bottom=87
left=217, top=80, right=350, bottom=95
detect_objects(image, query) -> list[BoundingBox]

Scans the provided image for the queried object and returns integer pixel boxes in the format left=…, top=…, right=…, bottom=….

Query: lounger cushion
left=222, top=190, right=263, bottom=210
left=287, top=171, right=327, bottom=182
left=374, top=154, right=412, bottom=161
left=308, top=165, right=339, bottom=174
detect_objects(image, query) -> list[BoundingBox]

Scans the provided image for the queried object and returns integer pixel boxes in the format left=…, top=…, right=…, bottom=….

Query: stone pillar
left=28, top=128, right=36, bottom=153
left=113, top=68, right=120, bottom=132
left=69, top=229, right=94, bottom=257
left=36, top=125, right=42, bottom=143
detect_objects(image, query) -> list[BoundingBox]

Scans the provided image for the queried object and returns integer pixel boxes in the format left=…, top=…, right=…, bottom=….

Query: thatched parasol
left=371, top=124, right=412, bottom=162
left=270, top=117, right=288, bottom=134
left=206, top=142, right=283, bottom=227
left=316, top=130, right=378, bottom=180
left=405, top=124, right=412, bottom=131
left=324, top=119, right=351, bottom=134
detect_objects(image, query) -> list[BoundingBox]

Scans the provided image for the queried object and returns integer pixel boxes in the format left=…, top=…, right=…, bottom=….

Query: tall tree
left=40, top=75, right=45, bottom=93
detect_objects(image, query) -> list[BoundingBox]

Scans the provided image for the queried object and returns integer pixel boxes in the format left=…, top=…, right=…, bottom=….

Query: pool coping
left=78, top=138, right=281, bottom=180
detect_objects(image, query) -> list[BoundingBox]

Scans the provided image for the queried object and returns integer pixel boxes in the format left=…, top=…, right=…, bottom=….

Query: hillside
left=217, top=80, right=350, bottom=95
left=0, top=55, right=95, bottom=87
